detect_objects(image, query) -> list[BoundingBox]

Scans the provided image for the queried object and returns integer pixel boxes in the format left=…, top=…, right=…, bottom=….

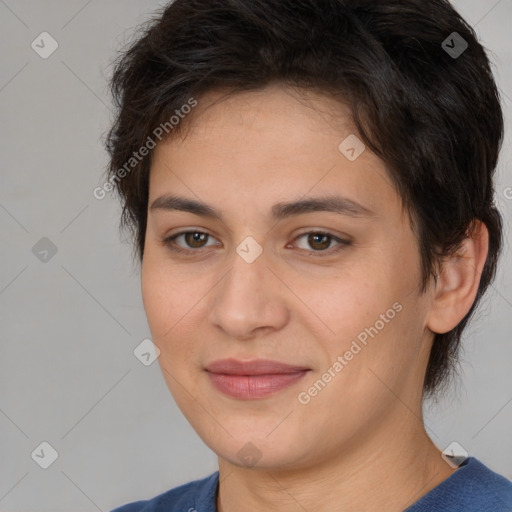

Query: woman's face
left=141, top=84, right=435, bottom=470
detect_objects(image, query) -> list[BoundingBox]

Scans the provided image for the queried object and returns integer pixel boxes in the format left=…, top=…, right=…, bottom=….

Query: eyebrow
left=150, top=194, right=376, bottom=221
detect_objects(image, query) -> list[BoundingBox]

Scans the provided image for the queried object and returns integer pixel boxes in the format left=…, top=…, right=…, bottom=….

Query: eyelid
left=163, top=230, right=220, bottom=253
left=291, top=230, right=350, bottom=253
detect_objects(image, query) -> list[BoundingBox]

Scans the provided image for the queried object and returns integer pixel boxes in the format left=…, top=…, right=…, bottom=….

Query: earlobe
left=426, top=221, right=489, bottom=334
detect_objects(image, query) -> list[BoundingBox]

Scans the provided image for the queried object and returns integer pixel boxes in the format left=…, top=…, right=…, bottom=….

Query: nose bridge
left=224, top=233, right=267, bottom=296
left=219, top=241, right=268, bottom=313
left=208, top=239, right=287, bottom=338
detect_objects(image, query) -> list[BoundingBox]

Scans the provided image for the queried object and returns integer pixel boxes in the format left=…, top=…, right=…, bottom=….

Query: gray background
left=1, top=1, right=511, bottom=510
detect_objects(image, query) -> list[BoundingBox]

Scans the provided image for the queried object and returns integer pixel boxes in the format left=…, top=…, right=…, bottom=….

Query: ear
left=426, top=220, right=489, bottom=334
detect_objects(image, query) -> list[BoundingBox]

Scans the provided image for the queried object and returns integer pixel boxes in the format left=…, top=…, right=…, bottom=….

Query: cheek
left=141, top=263, right=168, bottom=336
left=312, top=249, right=420, bottom=367
left=298, top=261, right=391, bottom=336
left=141, top=251, right=188, bottom=345
left=141, top=252, right=208, bottom=369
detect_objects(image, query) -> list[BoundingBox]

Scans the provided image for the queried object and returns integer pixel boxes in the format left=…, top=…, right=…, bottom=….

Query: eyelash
left=162, top=230, right=351, bottom=257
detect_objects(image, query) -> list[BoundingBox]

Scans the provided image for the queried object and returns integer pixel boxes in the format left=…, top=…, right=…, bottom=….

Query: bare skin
left=141, top=84, right=488, bottom=511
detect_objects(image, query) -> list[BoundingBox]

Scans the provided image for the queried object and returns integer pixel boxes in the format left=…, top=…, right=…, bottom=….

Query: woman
left=106, top=0, right=512, bottom=510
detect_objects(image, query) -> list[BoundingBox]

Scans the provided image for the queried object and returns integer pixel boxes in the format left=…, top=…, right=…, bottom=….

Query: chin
left=199, top=426, right=309, bottom=469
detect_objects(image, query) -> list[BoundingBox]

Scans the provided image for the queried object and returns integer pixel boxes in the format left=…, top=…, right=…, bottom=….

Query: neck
left=216, top=416, right=456, bottom=512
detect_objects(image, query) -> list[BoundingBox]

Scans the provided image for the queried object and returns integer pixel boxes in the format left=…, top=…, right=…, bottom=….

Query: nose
left=207, top=246, right=289, bottom=341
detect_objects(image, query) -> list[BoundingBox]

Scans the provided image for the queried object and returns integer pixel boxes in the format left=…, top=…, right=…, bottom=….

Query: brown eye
left=293, top=231, right=351, bottom=256
left=183, top=232, right=209, bottom=248
left=307, top=233, right=331, bottom=251
left=163, top=231, right=217, bottom=254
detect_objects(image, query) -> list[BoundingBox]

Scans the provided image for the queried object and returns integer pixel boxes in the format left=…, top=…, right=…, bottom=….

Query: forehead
left=176, top=84, right=357, bottom=143
left=149, top=84, right=402, bottom=223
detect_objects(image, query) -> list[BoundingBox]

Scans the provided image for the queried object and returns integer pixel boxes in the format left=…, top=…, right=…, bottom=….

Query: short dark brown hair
left=104, top=0, right=504, bottom=397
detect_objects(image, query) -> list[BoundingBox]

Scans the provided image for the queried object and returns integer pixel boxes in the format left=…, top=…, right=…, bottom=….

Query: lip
left=205, top=358, right=310, bottom=400
left=205, top=358, right=310, bottom=375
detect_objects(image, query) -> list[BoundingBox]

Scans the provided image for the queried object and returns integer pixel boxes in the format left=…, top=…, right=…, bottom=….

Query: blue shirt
left=111, top=457, right=512, bottom=512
